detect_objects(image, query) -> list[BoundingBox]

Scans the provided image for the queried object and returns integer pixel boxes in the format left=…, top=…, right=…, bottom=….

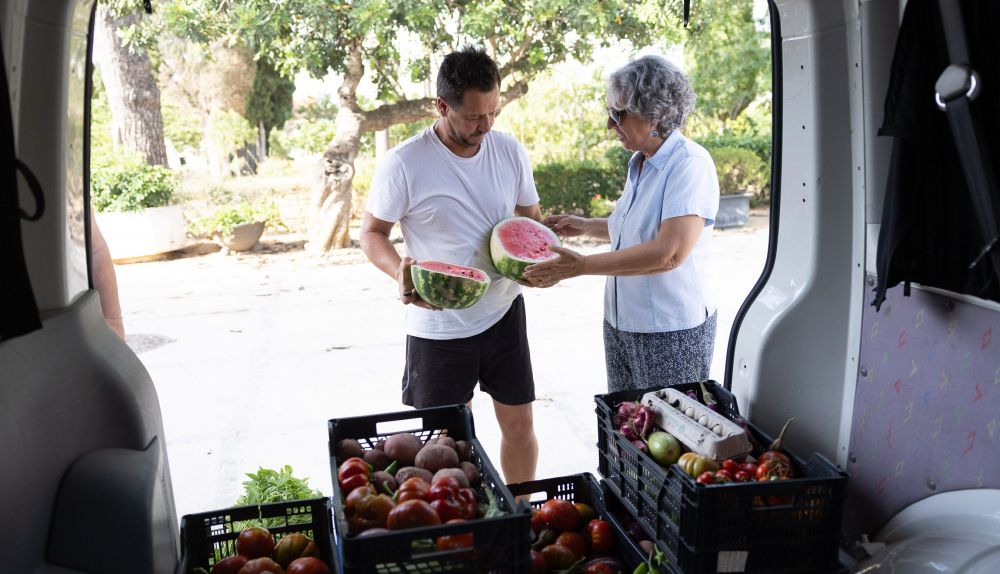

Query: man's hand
left=397, top=257, right=442, bottom=310
left=544, top=214, right=589, bottom=237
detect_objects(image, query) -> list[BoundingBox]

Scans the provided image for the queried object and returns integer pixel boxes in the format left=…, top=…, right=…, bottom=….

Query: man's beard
left=448, top=123, right=484, bottom=149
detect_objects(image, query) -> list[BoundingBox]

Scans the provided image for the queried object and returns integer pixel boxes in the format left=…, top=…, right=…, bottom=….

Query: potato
left=459, top=461, right=481, bottom=488
left=454, top=440, right=472, bottom=462
left=335, top=439, right=364, bottom=462
left=384, top=433, right=423, bottom=467
left=432, top=467, right=469, bottom=488
left=394, top=466, right=433, bottom=484
left=415, top=444, right=459, bottom=473
left=363, top=449, right=391, bottom=471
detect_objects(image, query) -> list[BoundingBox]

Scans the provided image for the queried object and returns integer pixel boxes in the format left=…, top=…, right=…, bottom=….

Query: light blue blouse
left=604, top=131, right=720, bottom=333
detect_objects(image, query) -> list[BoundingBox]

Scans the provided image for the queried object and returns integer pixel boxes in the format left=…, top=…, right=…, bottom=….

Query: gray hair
left=607, top=55, right=696, bottom=135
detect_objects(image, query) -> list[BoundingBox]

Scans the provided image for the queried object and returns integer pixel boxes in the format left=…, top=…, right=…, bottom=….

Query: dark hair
left=436, top=47, right=501, bottom=107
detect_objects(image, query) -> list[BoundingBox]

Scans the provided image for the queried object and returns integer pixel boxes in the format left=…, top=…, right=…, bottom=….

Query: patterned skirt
left=603, top=311, right=717, bottom=393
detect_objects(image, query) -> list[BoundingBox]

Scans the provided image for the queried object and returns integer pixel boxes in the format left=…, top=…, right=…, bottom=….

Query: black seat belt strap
left=934, top=0, right=1000, bottom=284
left=0, top=25, right=43, bottom=341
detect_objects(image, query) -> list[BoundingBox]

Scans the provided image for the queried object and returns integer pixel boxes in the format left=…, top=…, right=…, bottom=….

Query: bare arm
left=544, top=215, right=610, bottom=240
left=522, top=215, right=705, bottom=284
left=359, top=212, right=440, bottom=310
left=90, top=211, right=125, bottom=339
left=514, top=202, right=542, bottom=221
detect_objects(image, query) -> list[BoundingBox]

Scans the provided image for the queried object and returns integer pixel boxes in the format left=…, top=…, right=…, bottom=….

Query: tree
left=684, top=0, right=770, bottom=132
left=93, top=2, right=169, bottom=166
left=246, top=61, right=295, bottom=157
left=162, top=0, right=685, bottom=252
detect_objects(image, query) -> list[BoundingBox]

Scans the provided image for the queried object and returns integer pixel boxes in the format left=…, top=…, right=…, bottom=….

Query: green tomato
left=646, top=431, right=682, bottom=466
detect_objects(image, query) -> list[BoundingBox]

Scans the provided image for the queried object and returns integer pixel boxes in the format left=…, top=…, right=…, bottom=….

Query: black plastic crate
left=328, top=404, right=531, bottom=573
left=595, top=383, right=848, bottom=573
left=507, top=473, right=646, bottom=572
left=177, top=497, right=335, bottom=574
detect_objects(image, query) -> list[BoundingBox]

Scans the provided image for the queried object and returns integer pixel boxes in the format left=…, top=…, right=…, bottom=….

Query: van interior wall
left=730, top=0, right=872, bottom=466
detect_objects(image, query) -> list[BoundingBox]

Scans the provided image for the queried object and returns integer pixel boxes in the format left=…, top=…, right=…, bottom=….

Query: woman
left=523, top=55, right=719, bottom=392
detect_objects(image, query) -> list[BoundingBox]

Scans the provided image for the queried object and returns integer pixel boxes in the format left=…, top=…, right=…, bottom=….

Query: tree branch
left=338, top=39, right=364, bottom=111
left=362, top=98, right=438, bottom=133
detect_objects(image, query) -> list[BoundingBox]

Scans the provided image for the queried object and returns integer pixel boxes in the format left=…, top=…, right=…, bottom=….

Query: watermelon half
left=490, top=217, right=562, bottom=280
left=410, top=261, right=491, bottom=309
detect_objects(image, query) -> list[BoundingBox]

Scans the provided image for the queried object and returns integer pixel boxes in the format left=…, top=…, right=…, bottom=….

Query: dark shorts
left=603, top=310, right=717, bottom=393
left=402, top=295, right=535, bottom=408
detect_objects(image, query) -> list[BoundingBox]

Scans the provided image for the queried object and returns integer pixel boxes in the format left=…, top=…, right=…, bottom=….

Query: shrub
left=270, top=117, right=337, bottom=157
left=189, top=199, right=286, bottom=237
left=707, top=146, right=769, bottom=197
left=91, top=158, right=175, bottom=213
left=534, top=160, right=625, bottom=217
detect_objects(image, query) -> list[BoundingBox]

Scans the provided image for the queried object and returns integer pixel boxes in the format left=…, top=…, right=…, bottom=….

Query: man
left=360, top=47, right=540, bottom=484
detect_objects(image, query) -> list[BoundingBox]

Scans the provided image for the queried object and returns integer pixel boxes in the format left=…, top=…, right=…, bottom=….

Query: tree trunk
left=94, top=5, right=168, bottom=166
left=309, top=110, right=362, bottom=253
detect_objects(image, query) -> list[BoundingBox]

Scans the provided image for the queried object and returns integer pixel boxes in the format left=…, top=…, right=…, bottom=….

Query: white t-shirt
left=366, top=125, right=540, bottom=340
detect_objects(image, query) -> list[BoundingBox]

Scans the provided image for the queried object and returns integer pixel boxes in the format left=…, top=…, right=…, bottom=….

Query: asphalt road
left=116, top=211, right=769, bottom=520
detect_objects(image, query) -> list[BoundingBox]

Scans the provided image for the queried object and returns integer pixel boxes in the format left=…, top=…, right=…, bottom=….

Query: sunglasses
left=606, top=107, right=627, bottom=126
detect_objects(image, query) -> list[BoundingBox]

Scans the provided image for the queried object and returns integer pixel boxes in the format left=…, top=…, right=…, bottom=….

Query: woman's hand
left=397, top=257, right=441, bottom=310
left=522, top=246, right=586, bottom=287
left=544, top=215, right=590, bottom=237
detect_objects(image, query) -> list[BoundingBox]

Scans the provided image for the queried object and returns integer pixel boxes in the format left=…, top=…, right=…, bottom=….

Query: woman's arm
left=522, top=214, right=704, bottom=284
left=544, top=215, right=611, bottom=240
left=90, top=212, right=125, bottom=339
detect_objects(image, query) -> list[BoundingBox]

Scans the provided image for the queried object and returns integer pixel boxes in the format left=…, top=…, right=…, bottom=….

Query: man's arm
left=359, top=212, right=440, bottom=310
left=514, top=203, right=542, bottom=222
left=90, top=211, right=125, bottom=339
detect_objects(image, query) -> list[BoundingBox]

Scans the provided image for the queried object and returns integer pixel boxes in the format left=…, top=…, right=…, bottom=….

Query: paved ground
left=115, top=210, right=769, bottom=520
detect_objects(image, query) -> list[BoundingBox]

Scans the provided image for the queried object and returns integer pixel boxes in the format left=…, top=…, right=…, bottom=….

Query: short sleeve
left=366, top=152, right=410, bottom=223
left=514, top=143, right=540, bottom=207
left=661, top=154, right=720, bottom=227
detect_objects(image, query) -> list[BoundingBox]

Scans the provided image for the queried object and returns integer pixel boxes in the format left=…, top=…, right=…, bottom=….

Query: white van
left=2, top=0, right=997, bottom=572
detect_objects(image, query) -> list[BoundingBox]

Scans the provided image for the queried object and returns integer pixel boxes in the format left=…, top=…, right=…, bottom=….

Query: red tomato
left=386, top=499, right=442, bottom=530
left=587, top=519, right=615, bottom=555
left=430, top=496, right=464, bottom=522
left=339, top=472, right=371, bottom=495
left=530, top=508, right=546, bottom=535
left=538, top=499, right=579, bottom=532
left=337, top=457, right=370, bottom=483
left=530, top=549, right=549, bottom=574
left=235, top=527, right=275, bottom=559
left=344, top=484, right=377, bottom=515
left=430, top=475, right=462, bottom=491
left=236, top=557, right=283, bottom=574
left=210, top=555, right=247, bottom=574
left=555, top=531, right=588, bottom=559
left=286, top=556, right=332, bottom=574
left=436, top=519, right=474, bottom=552
left=396, top=477, right=430, bottom=503
left=541, top=543, right=578, bottom=570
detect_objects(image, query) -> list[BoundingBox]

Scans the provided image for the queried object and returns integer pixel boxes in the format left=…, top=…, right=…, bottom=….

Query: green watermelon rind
left=490, top=217, right=562, bottom=280
left=410, top=262, right=491, bottom=310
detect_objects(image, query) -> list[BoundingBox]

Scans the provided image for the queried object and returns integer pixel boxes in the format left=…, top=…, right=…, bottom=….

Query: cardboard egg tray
left=641, top=388, right=752, bottom=462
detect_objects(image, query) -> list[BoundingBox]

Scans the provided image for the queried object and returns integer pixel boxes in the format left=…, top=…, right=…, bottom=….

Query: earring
left=650, top=129, right=659, bottom=137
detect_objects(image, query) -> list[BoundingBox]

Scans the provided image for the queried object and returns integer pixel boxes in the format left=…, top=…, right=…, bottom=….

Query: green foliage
left=246, top=59, right=296, bottom=146
left=232, top=466, right=323, bottom=529
left=707, top=146, right=768, bottom=197
left=190, top=199, right=286, bottom=237
left=684, top=0, right=771, bottom=130
left=270, top=118, right=338, bottom=157
left=161, top=103, right=203, bottom=152
left=206, top=109, right=257, bottom=160
left=534, top=160, right=624, bottom=217
left=91, top=157, right=176, bottom=213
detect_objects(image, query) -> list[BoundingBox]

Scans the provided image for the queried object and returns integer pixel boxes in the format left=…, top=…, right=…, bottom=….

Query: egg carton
left=641, top=388, right=752, bottom=462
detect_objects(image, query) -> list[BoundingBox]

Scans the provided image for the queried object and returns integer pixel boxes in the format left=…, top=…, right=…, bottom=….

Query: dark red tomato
left=530, top=549, right=549, bottom=574
left=582, top=557, right=626, bottom=573
left=430, top=475, right=462, bottom=491
left=587, top=519, right=615, bottom=555
left=430, top=496, right=463, bottom=522
left=538, top=499, right=579, bottom=532
left=236, top=557, right=283, bottom=574
left=344, top=484, right=376, bottom=515
left=356, top=492, right=396, bottom=528
left=455, top=488, right=478, bottom=519
left=530, top=508, right=546, bottom=535
left=210, top=555, right=247, bottom=574
left=554, top=531, right=588, bottom=559
left=386, top=499, right=442, bottom=530
left=337, top=458, right=370, bottom=483
left=286, top=556, right=332, bottom=574
left=340, top=472, right=372, bottom=495
left=541, top=543, right=578, bottom=570
left=235, top=527, right=275, bottom=559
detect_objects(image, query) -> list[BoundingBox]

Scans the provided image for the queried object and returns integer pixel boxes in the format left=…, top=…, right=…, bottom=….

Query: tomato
left=237, top=557, right=284, bottom=574
left=344, top=484, right=377, bottom=515
left=530, top=549, right=549, bottom=574
left=734, top=470, right=753, bottom=482
left=347, top=513, right=376, bottom=535
left=286, top=556, right=332, bottom=574
left=430, top=495, right=463, bottom=522
left=455, top=488, right=478, bottom=519
left=436, top=519, right=474, bottom=551
left=538, top=499, right=579, bottom=532
left=235, top=527, right=275, bottom=559
left=756, top=454, right=793, bottom=481
left=530, top=508, right=546, bottom=535
left=721, top=459, right=741, bottom=474
left=582, top=557, right=626, bottom=573
left=210, top=555, right=247, bottom=574
left=386, top=499, right=442, bottom=530
left=427, top=482, right=458, bottom=502
left=430, top=475, right=462, bottom=491
left=356, top=492, right=396, bottom=528
left=586, top=519, right=615, bottom=555
left=396, top=477, right=430, bottom=503
left=574, top=502, right=596, bottom=524
left=273, top=533, right=318, bottom=568
left=678, top=453, right=720, bottom=477
left=340, top=472, right=372, bottom=495
left=541, top=543, right=578, bottom=570
left=555, top=531, right=588, bottom=558
left=337, top=457, right=370, bottom=483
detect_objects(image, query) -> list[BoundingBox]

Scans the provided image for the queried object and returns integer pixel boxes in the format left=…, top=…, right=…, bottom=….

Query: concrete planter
left=716, top=192, right=752, bottom=229
left=218, top=221, right=265, bottom=252
left=96, top=205, right=187, bottom=260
